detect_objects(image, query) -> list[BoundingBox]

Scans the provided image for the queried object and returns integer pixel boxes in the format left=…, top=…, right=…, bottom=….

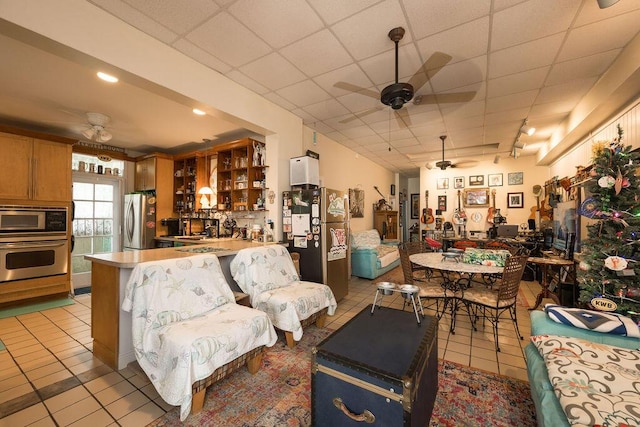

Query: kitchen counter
left=85, top=239, right=280, bottom=370
left=86, top=238, right=274, bottom=268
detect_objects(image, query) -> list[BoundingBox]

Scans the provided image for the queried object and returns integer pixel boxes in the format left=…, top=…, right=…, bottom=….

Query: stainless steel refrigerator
left=282, top=188, right=349, bottom=301
left=123, top=192, right=156, bottom=250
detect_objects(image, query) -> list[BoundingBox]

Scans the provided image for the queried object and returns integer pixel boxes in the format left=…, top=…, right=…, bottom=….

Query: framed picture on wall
left=437, top=178, right=449, bottom=190
left=454, top=176, right=464, bottom=189
left=508, top=172, right=523, bottom=185
left=469, top=175, right=484, bottom=186
left=488, top=173, right=503, bottom=187
left=348, top=188, right=365, bottom=218
left=463, top=188, right=490, bottom=207
left=438, top=195, right=447, bottom=211
left=411, top=193, right=419, bottom=219
left=507, top=192, right=524, bottom=208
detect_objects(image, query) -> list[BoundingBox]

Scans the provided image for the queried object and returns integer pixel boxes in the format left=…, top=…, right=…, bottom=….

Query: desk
left=527, top=256, right=574, bottom=310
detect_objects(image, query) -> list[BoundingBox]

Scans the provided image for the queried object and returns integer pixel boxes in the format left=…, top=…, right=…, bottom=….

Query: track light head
left=520, top=125, right=535, bottom=136
left=597, top=0, right=620, bottom=8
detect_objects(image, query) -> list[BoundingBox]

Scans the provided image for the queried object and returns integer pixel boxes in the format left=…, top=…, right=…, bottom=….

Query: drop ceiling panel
left=491, top=0, right=580, bottom=51
left=276, top=80, right=331, bottom=108
left=488, top=33, right=564, bottom=79
left=487, top=67, right=549, bottom=99
left=280, top=30, right=353, bottom=77
left=330, top=1, right=409, bottom=60
left=186, top=12, right=270, bottom=68
left=121, top=0, right=219, bottom=34
left=415, top=17, right=490, bottom=66
left=228, top=0, right=323, bottom=49
left=403, top=0, right=490, bottom=40
left=240, top=53, right=306, bottom=91
left=92, top=0, right=180, bottom=44
left=558, top=10, right=640, bottom=62
left=546, top=49, right=620, bottom=86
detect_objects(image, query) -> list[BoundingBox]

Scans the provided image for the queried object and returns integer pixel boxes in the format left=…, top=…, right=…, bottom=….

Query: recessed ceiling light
left=192, top=108, right=206, bottom=116
left=97, top=72, right=118, bottom=83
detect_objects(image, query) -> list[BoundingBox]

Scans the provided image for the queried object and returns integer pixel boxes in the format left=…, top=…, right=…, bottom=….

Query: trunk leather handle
left=332, top=397, right=375, bottom=423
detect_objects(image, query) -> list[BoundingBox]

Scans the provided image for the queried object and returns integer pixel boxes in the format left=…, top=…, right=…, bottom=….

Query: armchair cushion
left=122, top=254, right=277, bottom=421
left=230, top=245, right=337, bottom=342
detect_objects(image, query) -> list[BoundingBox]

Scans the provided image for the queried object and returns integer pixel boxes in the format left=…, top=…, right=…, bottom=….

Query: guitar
left=487, top=189, right=497, bottom=224
left=452, top=190, right=467, bottom=225
left=529, top=190, right=551, bottom=222
left=421, top=190, right=434, bottom=224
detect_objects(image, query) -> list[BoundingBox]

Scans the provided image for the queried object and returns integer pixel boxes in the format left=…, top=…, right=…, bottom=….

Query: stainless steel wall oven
left=0, top=206, right=69, bottom=282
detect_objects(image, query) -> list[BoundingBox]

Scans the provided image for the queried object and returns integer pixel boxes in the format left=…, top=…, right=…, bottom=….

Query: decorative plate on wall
left=471, top=212, right=483, bottom=223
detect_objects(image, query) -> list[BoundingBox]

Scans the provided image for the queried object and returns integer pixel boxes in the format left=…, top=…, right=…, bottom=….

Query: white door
left=71, top=173, right=122, bottom=290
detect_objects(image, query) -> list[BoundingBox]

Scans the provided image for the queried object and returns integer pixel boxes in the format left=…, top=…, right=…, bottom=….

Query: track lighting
left=493, top=155, right=500, bottom=164
left=597, top=0, right=620, bottom=8
left=520, top=125, right=535, bottom=136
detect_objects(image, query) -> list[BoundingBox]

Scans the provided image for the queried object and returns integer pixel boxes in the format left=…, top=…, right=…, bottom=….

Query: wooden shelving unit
left=216, top=138, right=267, bottom=212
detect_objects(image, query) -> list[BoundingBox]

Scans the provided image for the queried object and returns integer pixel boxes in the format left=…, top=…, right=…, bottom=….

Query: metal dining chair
left=401, top=241, right=432, bottom=280
left=399, top=245, right=455, bottom=319
left=459, top=255, right=529, bottom=352
left=453, top=240, right=478, bottom=251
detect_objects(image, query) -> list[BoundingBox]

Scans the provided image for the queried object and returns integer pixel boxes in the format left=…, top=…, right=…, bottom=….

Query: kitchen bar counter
left=85, top=239, right=279, bottom=370
left=86, top=238, right=274, bottom=268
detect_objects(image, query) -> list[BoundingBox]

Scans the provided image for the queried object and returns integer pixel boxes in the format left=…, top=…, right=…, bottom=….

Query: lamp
left=198, top=186, right=213, bottom=209
left=597, top=0, right=620, bottom=8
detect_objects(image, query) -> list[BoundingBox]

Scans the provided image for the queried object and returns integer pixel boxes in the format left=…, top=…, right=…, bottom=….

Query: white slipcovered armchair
left=230, top=245, right=337, bottom=348
left=122, top=254, right=277, bottom=421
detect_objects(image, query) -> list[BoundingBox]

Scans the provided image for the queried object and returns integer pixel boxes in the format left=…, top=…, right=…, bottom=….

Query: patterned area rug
left=148, top=326, right=536, bottom=427
left=377, top=265, right=530, bottom=308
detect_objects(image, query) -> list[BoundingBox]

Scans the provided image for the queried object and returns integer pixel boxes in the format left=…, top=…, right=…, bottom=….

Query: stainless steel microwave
left=0, top=206, right=67, bottom=234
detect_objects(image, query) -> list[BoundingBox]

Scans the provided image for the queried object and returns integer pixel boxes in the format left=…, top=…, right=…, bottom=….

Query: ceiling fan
left=81, top=112, right=112, bottom=142
left=430, top=135, right=478, bottom=170
left=336, top=27, right=475, bottom=127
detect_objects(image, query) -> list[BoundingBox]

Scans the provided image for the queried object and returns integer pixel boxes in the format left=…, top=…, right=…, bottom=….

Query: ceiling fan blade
left=453, top=160, right=479, bottom=169
left=407, top=52, right=453, bottom=93
left=394, top=108, right=412, bottom=127
left=333, top=82, right=379, bottom=99
left=414, top=91, right=477, bottom=105
left=339, top=106, right=382, bottom=124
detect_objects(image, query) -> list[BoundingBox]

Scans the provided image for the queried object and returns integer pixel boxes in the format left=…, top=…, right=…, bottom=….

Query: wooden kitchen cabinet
left=0, top=130, right=72, bottom=203
left=133, top=154, right=174, bottom=235
left=134, top=157, right=156, bottom=191
left=215, top=138, right=267, bottom=212
left=374, top=210, right=399, bottom=240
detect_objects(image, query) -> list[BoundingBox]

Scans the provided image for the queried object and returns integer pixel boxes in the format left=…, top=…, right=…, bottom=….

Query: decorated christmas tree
left=578, top=125, right=640, bottom=321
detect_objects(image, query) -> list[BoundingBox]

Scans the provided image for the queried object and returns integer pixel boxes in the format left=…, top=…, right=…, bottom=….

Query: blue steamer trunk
left=312, top=305, right=438, bottom=426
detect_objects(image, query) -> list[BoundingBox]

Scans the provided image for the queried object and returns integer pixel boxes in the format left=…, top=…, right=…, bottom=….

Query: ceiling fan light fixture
left=82, top=126, right=96, bottom=140
left=95, top=128, right=112, bottom=142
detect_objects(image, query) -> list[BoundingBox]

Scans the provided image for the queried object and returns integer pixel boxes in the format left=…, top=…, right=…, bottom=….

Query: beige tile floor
left=0, top=275, right=548, bottom=426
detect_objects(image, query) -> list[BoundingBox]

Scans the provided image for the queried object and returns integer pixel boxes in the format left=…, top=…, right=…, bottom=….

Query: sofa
left=526, top=307, right=640, bottom=427
left=350, top=229, right=400, bottom=279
